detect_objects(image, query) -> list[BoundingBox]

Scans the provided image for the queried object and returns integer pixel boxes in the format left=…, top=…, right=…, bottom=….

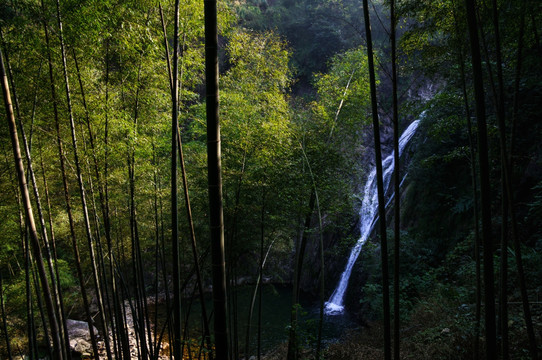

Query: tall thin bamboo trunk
left=0, top=274, right=12, bottom=359
left=1, top=29, right=70, bottom=357
left=72, top=50, right=119, bottom=358
left=2, top=46, right=70, bottom=358
left=6, top=147, right=37, bottom=360
left=300, top=147, right=325, bottom=360
left=510, top=4, right=538, bottom=357
left=244, top=188, right=266, bottom=360
left=171, top=0, right=182, bottom=358
left=257, top=197, right=264, bottom=360
left=54, top=1, right=113, bottom=358
left=450, top=4, right=482, bottom=357
left=465, top=0, right=497, bottom=357
left=1, top=46, right=63, bottom=360
left=38, top=139, right=71, bottom=359
left=152, top=142, right=161, bottom=355
left=204, top=0, right=229, bottom=357
left=287, top=190, right=315, bottom=360
left=30, top=252, right=53, bottom=359
left=510, top=0, right=527, bottom=158
left=362, top=1, right=391, bottom=358
left=127, top=54, right=154, bottom=359
left=103, top=40, right=130, bottom=360
left=25, top=232, right=37, bottom=360
left=489, top=3, right=510, bottom=357
left=40, top=1, right=100, bottom=357
left=492, top=1, right=538, bottom=358
left=478, top=9, right=510, bottom=355
left=159, top=5, right=213, bottom=354
left=226, top=154, right=247, bottom=360
left=457, top=40, right=482, bottom=360
left=390, top=1, right=401, bottom=358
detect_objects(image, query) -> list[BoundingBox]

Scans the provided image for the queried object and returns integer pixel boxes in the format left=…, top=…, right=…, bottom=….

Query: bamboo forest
left=1, top=0, right=542, bottom=359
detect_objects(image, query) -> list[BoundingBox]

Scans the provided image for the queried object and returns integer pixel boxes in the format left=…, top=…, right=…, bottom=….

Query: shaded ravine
left=325, top=119, right=421, bottom=315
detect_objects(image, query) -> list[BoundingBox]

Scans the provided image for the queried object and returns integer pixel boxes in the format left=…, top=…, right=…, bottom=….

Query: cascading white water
left=324, top=119, right=421, bottom=315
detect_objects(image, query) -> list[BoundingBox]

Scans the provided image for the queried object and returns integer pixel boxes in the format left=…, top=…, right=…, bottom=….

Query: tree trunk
left=488, top=2, right=510, bottom=357
left=171, top=0, right=183, bottom=358
left=362, top=1, right=391, bottom=358
left=299, top=146, right=325, bottom=360
left=159, top=5, right=213, bottom=354
left=30, top=252, right=53, bottom=359
left=464, top=0, right=497, bottom=357
left=511, top=4, right=538, bottom=357
left=0, top=29, right=71, bottom=357
left=457, top=38, right=482, bottom=360
left=40, top=2, right=100, bottom=357
left=226, top=152, right=247, bottom=360
left=510, top=0, right=527, bottom=159
left=54, top=1, right=112, bottom=358
left=0, top=274, right=13, bottom=359
left=451, top=4, right=482, bottom=357
left=287, top=189, right=315, bottom=360
left=73, top=48, right=125, bottom=359
left=25, top=232, right=37, bottom=360
left=1, top=46, right=63, bottom=360
left=204, top=0, right=229, bottom=357
left=104, top=40, right=131, bottom=360
left=390, top=1, right=401, bottom=358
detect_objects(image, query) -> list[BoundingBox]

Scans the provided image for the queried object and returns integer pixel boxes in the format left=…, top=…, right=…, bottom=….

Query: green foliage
left=183, top=27, right=298, bottom=277
left=221, top=29, right=292, bottom=167
left=359, top=230, right=440, bottom=323
left=1, top=0, right=541, bottom=357
left=312, top=46, right=372, bottom=134
left=399, top=0, right=467, bottom=78
left=402, top=92, right=475, bottom=259
left=293, top=45, right=373, bottom=236
left=1, top=258, right=79, bottom=343
left=231, top=0, right=366, bottom=82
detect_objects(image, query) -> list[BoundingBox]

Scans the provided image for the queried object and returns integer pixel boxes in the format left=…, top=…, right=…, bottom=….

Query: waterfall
left=324, top=119, right=421, bottom=315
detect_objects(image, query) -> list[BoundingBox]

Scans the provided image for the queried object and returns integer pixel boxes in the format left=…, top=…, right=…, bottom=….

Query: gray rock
left=67, top=319, right=98, bottom=340
left=67, top=319, right=99, bottom=355
left=73, top=338, right=92, bottom=354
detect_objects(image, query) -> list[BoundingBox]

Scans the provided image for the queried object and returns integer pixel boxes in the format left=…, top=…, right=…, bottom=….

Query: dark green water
left=175, top=284, right=359, bottom=355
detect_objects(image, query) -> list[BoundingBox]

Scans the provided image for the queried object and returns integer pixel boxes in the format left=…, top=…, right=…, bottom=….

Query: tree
left=204, top=0, right=229, bottom=358
left=464, top=0, right=497, bottom=357
left=218, top=29, right=293, bottom=358
left=1, top=46, right=63, bottom=359
left=363, top=0, right=391, bottom=359
left=390, top=0, right=401, bottom=358
left=171, top=1, right=182, bottom=358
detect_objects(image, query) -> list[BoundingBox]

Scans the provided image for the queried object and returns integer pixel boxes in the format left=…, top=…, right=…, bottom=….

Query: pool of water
left=161, top=284, right=359, bottom=355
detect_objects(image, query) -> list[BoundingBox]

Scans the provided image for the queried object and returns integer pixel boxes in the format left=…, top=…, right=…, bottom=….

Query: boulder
left=72, top=338, right=92, bottom=356
left=67, top=319, right=98, bottom=356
